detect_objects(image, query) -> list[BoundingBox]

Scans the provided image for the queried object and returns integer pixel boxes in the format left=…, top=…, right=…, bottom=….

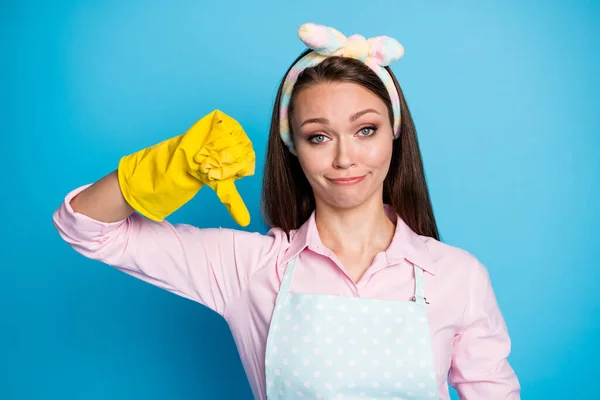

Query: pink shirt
left=52, top=184, right=520, bottom=400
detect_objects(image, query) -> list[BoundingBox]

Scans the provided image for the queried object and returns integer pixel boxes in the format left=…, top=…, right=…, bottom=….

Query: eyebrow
left=299, top=108, right=381, bottom=127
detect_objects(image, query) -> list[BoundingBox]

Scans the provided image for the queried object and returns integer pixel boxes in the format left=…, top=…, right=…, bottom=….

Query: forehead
left=292, top=82, right=387, bottom=118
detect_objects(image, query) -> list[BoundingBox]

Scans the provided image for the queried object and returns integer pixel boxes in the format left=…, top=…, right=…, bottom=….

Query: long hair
left=261, top=49, right=440, bottom=241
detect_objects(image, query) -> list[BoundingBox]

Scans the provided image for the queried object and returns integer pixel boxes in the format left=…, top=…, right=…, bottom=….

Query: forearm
left=70, top=170, right=134, bottom=223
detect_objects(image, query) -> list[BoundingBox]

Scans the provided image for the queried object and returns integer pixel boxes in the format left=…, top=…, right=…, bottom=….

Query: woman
left=53, top=23, right=520, bottom=400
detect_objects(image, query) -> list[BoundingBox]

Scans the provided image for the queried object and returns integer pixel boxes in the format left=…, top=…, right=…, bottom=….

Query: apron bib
left=264, top=256, right=440, bottom=399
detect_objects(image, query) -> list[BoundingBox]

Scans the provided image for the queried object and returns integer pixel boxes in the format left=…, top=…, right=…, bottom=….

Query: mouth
left=327, top=175, right=367, bottom=185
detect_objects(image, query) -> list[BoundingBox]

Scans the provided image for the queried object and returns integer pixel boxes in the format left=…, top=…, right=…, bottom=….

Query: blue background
left=3, top=0, right=599, bottom=399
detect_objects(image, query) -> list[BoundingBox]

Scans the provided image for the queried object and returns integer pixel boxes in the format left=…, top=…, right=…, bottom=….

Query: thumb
left=211, top=180, right=251, bottom=227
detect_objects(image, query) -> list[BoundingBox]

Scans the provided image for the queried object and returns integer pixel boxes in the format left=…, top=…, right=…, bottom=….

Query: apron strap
left=412, top=264, right=429, bottom=305
left=273, top=256, right=299, bottom=310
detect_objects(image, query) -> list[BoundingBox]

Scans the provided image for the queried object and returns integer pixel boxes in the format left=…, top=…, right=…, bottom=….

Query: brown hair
left=261, top=49, right=440, bottom=241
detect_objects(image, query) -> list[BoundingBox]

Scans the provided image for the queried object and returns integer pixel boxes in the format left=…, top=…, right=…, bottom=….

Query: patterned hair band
left=279, top=22, right=405, bottom=152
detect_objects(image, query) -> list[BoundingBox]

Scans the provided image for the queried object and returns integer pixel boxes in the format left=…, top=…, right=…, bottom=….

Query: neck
left=314, top=195, right=396, bottom=256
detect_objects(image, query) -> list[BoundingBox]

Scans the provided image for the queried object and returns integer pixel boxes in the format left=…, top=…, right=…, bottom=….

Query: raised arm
left=52, top=110, right=270, bottom=315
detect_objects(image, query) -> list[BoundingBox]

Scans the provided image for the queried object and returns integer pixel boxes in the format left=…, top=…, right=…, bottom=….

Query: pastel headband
left=279, top=22, right=405, bottom=152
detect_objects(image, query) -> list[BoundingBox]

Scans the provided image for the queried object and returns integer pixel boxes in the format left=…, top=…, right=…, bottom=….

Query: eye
left=308, top=134, right=329, bottom=144
left=357, top=126, right=377, bottom=137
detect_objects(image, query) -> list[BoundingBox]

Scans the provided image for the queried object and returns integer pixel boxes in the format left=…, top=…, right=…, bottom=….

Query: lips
left=327, top=175, right=366, bottom=185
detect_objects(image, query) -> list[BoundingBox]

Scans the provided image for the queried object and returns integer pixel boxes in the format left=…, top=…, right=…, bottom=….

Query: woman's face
left=290, top=82, right=394, bottom=210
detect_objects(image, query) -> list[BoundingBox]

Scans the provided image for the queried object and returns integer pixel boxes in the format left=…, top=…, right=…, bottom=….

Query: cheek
left=359, top=140, right=393, bottom=169
left=296, top=147, right=327, bottom=177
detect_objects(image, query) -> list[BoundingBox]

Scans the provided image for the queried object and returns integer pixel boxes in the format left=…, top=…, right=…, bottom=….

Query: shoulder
left=419, top=234, right=489, bottom=283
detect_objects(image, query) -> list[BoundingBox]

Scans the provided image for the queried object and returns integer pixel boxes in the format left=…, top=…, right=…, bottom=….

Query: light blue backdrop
left=3, top=0, right=599, bottom=399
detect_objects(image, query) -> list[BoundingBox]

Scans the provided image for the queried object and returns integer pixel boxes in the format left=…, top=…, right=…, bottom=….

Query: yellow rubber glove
left=117, top=109, right=255, bottom=226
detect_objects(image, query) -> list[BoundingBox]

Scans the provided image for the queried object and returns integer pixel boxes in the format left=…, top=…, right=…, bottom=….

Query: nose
left=333, top=138, right=355, bottom=169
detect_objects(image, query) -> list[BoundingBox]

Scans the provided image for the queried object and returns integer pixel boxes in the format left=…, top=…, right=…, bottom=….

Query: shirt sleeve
left=52, top=184, right=283, bottom=316
left=448, top=259, right=521, bottom=399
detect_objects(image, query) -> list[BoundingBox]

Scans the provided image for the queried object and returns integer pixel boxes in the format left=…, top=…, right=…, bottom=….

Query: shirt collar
left=281, top=205, right=436, bottom=276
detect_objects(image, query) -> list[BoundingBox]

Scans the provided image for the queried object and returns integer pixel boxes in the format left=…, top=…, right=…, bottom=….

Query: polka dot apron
left=264, top=256, right=440, bottom=399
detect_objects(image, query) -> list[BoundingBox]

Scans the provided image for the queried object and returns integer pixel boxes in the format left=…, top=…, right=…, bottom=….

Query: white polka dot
left=395, top=382, right=403, bottom=389
left=325, top=383, right=333, bottom=390
left=396, top=337, right=403, bottom=344
left=372, top=382, right=380, bottom=388
left=396, top=360, right=404, bottom=367
left=396, top=317, right=404, bottom=323
left=293, top=325, right=300, bottom=332
left=285, top=314, right=291, bottom=320
left=407, top=326, right=415, bottom=333
left=267, top=380, right=273, bottom=387
left=304, top=382, right=311, bottom=388
left=420, top=360, right=427, bottom=367
left=302, top=359, right=310, bottom=366
left=372, top=338, right=379, bottom=345
left=314, top=371, right=321, bottom=377
left=292, top=348, right=298, bottom=354
left=384, top=328, right=392, bottom=334
left=305, top=314, right=311, bottom=321
left=337, top=348, right=344, bottom=356
left=360, top=393, right=366, bottom=397
left=296, top=304, right=302, bottom=310
left=372, top=360, right=380, bottom=367
left=265, top=359, right=270, bottom=366
left=325, top=360, right=333, bottom=366
left=339, top=305, right=346, bottom=312
left=407, top=392, right=413, bottom=396
left=283, top=359, right=289, bottom=365
left=315, top=326, right=322, bottom=332
left=273, top=324, right=279, bottom=331
left=313, top=347, right=321, bottom=354
left=348, top=383, right=356, bottom=388
left=316, top=395, right=322, bottom=399
left=279, top=389, right=285, bottom=395
left=274, top=369, right=281, bottom=376
left=350, top=316, right=357, bottom=323
left=384, top=372, right=391, bottom=378
left=407, top=371, right=415, bottom=378
left=420, top=338, right=427, bottom=344
left=325, top=337, right=333, bottom=343
left=419, top=383, right=425, bottom=388
left=372, top=317, right=380, bottom=324
left=293, top=370, right=299, bottom=376
left=349, top=360, right=356, bottom=367
left=297, top=391, right=303, bottom=397
left=408, top=306, right=415, bottom=313
left=408, top=348, right=416, bottom=355
left=348, top=338, right=357, bottom=344
left=428, top=392, right=436, bottom=397
left=385, top=307, right=391, bottom=313
left=327, top=315, right=334, bottom=321
left=360, top=371, right=368, bottom=378
left=420, top=317, right=427, bottom=323
left=338, top=327, right=345, bottom=334
left=361, top=306, right=369, bottom=312
left=384, top=348, right=392, bottom=356
left=302, top=336, right=310, bottom=343
left=316, top=303, right=323, bottom=310
left=337, top=371, right=345, bottom=379
left=285, top=380, right=291, bottom=386
left=430, top=372, right=436, bottom=379
left=272, top=346, right=278, bottom=354
left=361, top=327, right=368, bottom=334
left=360, top=348, right=368, bottom=356
left=283, top=336, right=289, bottom=342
